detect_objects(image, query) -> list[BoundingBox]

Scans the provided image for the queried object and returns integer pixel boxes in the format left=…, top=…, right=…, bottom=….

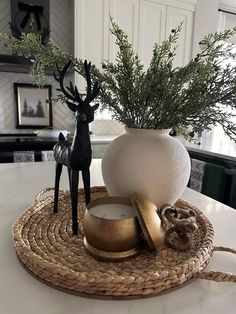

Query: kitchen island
left=0, top=160, right=235, bottom=314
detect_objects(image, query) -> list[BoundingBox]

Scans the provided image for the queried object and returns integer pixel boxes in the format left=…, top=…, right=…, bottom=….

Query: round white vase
left=102, top=128, right=191, bottom=209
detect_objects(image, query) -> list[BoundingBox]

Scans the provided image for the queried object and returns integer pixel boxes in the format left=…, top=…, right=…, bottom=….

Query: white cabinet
left=74, top=0, right=109, bottom=66
left=165, top=6, right=194, bottom=67
left=92, top=143, right=109, bottom=158
left=138, top=0, right=166, bottom=69
left=74, top=0, right=196, bottom=70
left=109, top=0, right=140, bottom=61
left=138, top=0, right=195, bottom=68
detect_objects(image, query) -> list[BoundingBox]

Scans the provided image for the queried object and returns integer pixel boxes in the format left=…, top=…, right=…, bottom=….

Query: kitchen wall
left=0, top=0, right=75, bottom=133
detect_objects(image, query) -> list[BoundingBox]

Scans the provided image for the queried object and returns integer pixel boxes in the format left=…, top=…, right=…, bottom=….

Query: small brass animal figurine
left=53, top=60, right=100, bottom=235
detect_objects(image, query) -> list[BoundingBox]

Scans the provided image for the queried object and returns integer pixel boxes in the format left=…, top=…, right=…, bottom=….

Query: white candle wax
left=89, top=203, right=135, bottom=219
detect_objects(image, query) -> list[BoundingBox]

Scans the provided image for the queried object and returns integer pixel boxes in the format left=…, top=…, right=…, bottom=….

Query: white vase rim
left=125, top=127, right=171, bottom=136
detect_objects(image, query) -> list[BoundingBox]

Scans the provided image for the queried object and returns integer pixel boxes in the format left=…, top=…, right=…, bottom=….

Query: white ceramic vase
left=102, top=128, right=191, bottom=209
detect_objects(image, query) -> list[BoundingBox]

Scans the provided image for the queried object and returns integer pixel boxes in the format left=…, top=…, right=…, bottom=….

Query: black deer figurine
left=53, top=60, right=100, bottom=235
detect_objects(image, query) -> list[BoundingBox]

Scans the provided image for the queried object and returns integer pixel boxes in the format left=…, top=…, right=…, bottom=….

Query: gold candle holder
left=83, top=196, right=141, bottom=261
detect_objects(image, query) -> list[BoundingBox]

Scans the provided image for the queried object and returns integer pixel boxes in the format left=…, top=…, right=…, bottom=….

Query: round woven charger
left=13, top=186, right=215, bottom=299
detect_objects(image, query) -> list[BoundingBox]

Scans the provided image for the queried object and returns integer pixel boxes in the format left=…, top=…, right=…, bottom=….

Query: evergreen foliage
left=2, top=20, right=236, bottom=141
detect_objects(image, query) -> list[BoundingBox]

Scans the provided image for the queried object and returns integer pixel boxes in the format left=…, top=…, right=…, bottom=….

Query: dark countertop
left=0, top=136, right=58, bottom=151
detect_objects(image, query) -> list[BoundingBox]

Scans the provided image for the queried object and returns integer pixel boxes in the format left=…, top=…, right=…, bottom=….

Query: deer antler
left=54, top=61, right=83, bottom=105
left=84, top=60, right=100, bottom=104
left=54, top=60, right=100, bottom=107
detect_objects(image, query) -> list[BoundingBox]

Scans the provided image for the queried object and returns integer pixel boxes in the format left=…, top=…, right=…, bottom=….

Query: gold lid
left=130, top=192, right=164, bottom=251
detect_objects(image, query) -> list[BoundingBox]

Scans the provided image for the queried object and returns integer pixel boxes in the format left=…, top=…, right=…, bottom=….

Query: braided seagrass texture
left=13, top=187, right=216, bottom=298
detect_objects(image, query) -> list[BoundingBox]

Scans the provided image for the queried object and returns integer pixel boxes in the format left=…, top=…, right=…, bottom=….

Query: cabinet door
left=109, top=0, right=140, bottom=61
left=92, top=144, right=109, bottom=158
left=75, top=0, right=110, bottom=65
left=74, top=0, right=110, bottom=89
left=165, top=6, right=194, bottom=67
left=138, top=0, right=166, bottom=69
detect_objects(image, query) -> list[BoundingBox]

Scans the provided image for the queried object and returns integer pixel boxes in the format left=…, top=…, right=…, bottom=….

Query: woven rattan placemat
left=13, top=186, right=217, bottom=298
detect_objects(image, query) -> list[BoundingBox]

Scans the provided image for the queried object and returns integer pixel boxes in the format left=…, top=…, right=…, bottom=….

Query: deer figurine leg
left=54, top=162, right=63, bottom=213
left=82, top=169, right=91, bottom=205
left=67, top=167, right=72, bottom=191
left=70, top=170, right=79, bottom=235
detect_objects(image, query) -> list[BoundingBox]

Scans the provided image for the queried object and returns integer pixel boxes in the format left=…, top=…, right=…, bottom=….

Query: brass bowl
left=83, top=197, right=141, bottom=261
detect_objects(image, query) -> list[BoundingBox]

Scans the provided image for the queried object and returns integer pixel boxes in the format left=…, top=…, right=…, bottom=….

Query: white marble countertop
left=0, top=160, right=235, bottom=314
left=90, top=128, right=236, bottom=162
left=181, top=128, right=236, bottom=162
left=90, top=134, right=119, bottom=144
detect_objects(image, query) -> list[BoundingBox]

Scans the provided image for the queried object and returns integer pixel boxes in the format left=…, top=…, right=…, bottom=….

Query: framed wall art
left=14, top=83, right=52, bottom=129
